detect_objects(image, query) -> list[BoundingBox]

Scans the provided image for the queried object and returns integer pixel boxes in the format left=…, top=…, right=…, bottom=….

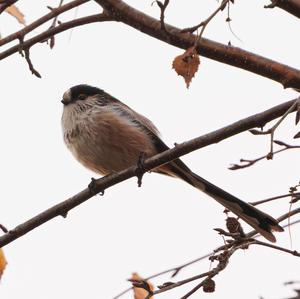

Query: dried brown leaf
left=0, top=248, right=7, bottom=279
left=131, top=272, right=154, bottom=299
left=5, top=5, right=25, bottom=25
left=172, top=47, right=200, bottom=88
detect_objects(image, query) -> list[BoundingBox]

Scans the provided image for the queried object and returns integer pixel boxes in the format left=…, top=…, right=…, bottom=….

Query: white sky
left=1, top=1, right=300, bottom=299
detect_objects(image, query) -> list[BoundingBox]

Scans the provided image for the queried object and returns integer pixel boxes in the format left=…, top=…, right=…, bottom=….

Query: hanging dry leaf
left=0, top=248, right=7, bottom=279
left=5, top=5, right=25, bottom=25
left=172, top=47, right=200, bottom=88
left=131, top=272, right=154, bottom=299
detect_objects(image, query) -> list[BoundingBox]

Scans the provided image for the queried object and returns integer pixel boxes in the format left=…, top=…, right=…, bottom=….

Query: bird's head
left=61, top=84, right=104, bottom=105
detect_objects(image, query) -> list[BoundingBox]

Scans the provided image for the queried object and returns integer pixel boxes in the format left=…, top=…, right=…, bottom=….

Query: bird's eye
left=78, top=94, right=86, bottom=101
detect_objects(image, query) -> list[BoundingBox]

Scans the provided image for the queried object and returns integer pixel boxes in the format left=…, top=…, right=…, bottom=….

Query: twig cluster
left=229, top=140, right=300, bottom=170
left=248, top=99, right=300, bottom=160
left=115, top=206, right=300, bottom=299
left=181, top=0, right=233, bottom=47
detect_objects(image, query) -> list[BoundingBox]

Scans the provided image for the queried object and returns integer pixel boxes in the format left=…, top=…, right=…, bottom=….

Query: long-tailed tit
left=61, top=84, right=283, bottom=242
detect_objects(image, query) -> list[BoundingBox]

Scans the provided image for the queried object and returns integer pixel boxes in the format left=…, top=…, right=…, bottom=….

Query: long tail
left=163, top=160, right=284, bottom=242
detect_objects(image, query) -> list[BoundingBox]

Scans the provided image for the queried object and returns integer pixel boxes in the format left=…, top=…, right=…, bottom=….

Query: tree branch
left=229, top=140, right=300, bottom=171
left=252, top=239, right=300, bottom=256
left=0, top=98, right=297, bottom=248
left=265, top=0, right=300, bottom=19
left=114, top=208, right=300, bottom=298
left=0, top=13, right=113, bottom=61
left=2, top=0, right=300, bottom=88
left=94, top=0, right=300, bottom=89
left=250, top=191, right=300, bottom=206
left=0, top=0, right=90, bottom=47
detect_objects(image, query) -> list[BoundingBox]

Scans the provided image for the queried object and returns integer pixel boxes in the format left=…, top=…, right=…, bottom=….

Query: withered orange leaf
left=5, top=5, right=25, bottom=25
left=172, top=47, right=200, bottom=88
left=0, top=248, right=7, bottom=279
left=131, top=272, right=154, bottom=299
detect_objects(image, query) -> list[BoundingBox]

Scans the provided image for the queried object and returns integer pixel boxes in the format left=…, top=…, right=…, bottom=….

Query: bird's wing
left=104, top=97, right=283, bottom=242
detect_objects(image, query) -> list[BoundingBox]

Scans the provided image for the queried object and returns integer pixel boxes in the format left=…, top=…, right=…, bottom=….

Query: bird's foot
left=88, top=177, right=105, bottom=196
left=136, top=152, right=146, bottom=187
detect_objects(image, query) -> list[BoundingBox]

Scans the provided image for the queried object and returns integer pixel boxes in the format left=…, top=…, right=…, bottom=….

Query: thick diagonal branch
left=265, top=0, right=300, bottom=19
left=0, top=98, right=297, bottom=249
left=94, top=0, right=300, bottom=89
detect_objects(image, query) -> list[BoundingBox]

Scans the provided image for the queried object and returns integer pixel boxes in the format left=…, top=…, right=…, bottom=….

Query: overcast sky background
left=1, top=1, right=300, bottom=298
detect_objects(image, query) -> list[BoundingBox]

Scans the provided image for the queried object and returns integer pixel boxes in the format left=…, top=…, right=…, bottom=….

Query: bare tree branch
left=265, top=0, right=300, bottom=19
left=113, top=207, right=300, bottom=298
left=94, top=0, right=300, bottom=89
left=138, top=229, right=300, bottom=298
left=0, top=13, right=113, bottom=61
left=46, top=0, right=65, bottom=49
left=24, top=47, right=41, bottom=78
left=0, top=98, right=297, bottom=249
left=1, top=0, right=300, bottom=88
left=248, top=99, right=300, bottom=159
left=229, top=140, right=300, bottom=170
left=252, top=240, right=300, bottom=256
left=182, top=0, right=230, bottom=34
left=250, top=192, right=300, bottom=206
left=0, top=0, right=90, bottom=47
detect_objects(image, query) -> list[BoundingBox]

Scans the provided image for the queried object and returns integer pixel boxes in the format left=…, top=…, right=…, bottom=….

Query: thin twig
left=112, top=252, right=212, bottom=299
left=252, top=240, right=300, bottom=256
left=150, top=271, right=211, bottom=296
left=24, top=48, right=41, bottom=78
left=182, top=0, right=230, bottom=34
left=250, top=192, right=300, bottom=206
left=249, top=99, right=300, bottom=159
left=153, top=0, right=169, bottom=31
left=194, top=0, right=230, bottom=46
left=46, top=0, right=64, bottom=49
left=229, top=140, right=300, bottom=170
left=0, top=224, right=8, bottom=233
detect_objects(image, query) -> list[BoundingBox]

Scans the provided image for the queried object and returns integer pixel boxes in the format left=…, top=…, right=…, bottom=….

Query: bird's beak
left=61, top=89, right=72, bottom=105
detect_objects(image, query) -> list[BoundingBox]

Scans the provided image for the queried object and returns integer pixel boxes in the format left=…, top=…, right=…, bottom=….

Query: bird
left=61, top=84, right=284, bottom=242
